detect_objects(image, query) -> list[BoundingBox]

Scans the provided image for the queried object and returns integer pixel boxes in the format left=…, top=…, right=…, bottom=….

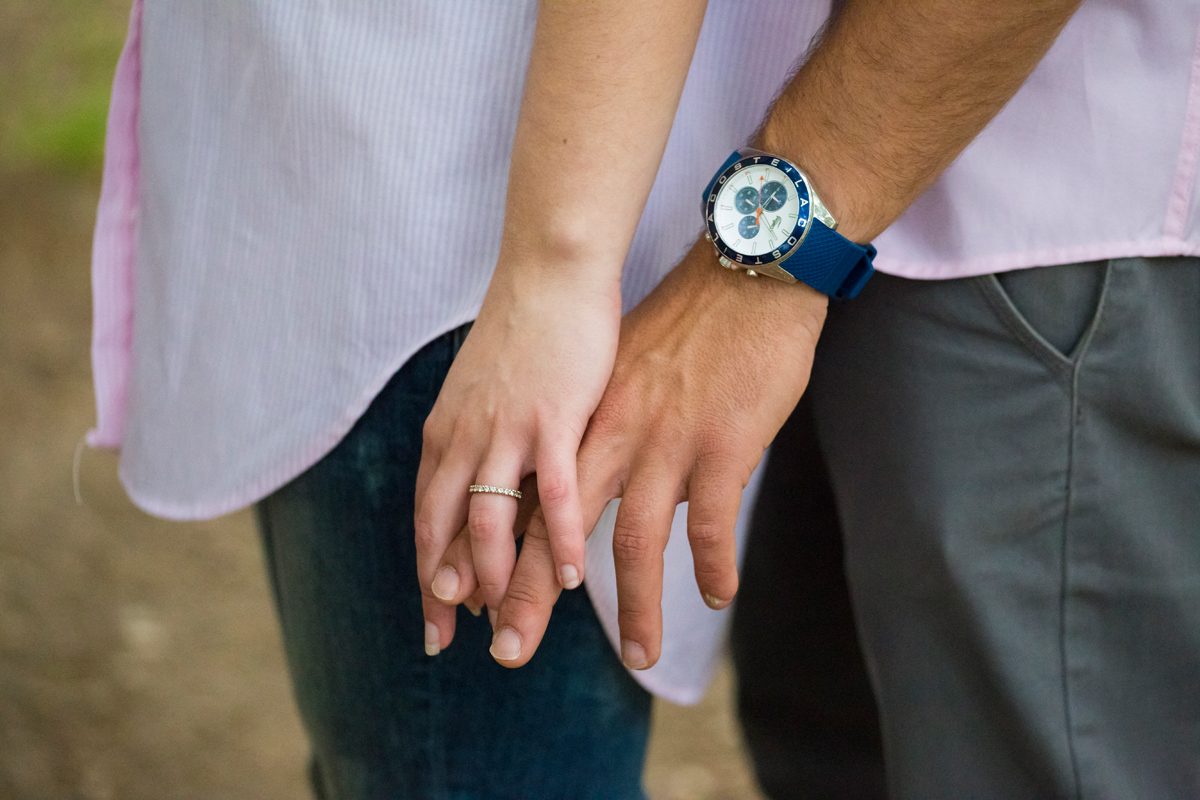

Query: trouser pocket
left=977, top=260, right=1110, bottom=369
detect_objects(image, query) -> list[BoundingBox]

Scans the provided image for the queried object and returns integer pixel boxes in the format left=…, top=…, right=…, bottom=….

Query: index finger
left=487, top=511, right=561, bottom=668
left=414, top=454, right=476, bottom=603
left=490, top=443, right=620, bottom=667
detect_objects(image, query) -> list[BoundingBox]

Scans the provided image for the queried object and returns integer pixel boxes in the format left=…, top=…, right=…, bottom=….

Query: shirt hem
left=876, top=238, right=1200, bottom=280
left=113, top=310, right=482, bottom=522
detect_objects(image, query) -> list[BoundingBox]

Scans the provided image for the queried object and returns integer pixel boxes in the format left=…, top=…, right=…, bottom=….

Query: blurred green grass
left=0, top=0, right=129, bottom=176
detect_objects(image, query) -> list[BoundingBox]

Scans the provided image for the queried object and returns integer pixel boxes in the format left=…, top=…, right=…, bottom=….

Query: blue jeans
left=255, top=325, right=651, bottom=800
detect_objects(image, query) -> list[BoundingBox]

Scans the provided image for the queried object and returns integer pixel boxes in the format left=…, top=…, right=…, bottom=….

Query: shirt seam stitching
left=1164, top=22, right=1200, bottom=239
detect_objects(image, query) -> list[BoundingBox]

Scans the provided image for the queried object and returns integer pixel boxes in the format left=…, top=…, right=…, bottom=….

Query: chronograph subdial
left=707, top=159, right=811, bottom=260
left=738, top=215, right=760, bottom=239
left=734, top=186, right=759, bottom=214
left=760, top=180, right=788, bottom=212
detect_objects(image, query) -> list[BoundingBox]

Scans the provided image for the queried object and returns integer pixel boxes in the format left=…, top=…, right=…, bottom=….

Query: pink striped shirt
left=89, top=0, right=1200, bottom=702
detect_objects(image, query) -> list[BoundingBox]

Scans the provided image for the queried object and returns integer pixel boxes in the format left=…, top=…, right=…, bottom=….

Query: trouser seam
left=1060, top=378, right=1084, bottom=800
left=1059, top=264, right=1111, bottom=800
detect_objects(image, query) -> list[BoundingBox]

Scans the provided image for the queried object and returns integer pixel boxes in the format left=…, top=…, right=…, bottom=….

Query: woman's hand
left=414, top=266, right=620, bottom=653
left=481, top=243, right=828, bottom=668
left=408, top=0, right=708, bottom=657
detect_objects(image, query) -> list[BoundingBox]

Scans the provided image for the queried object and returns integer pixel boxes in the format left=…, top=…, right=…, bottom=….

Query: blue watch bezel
left=703, top=154, right=814, bottom=268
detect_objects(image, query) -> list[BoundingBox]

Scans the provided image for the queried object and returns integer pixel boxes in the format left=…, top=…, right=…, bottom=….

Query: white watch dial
left=713, top=164, right=805, bottom=258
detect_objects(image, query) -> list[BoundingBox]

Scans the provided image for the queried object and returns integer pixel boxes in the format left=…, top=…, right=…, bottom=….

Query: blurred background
left=0, top=2, right=762, bottom=798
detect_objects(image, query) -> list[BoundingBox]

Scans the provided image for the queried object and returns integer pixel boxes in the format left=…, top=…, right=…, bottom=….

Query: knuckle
left=693, top=455, right=755, bottom=497
left=687, top=519, right=729, bottom=552
left=636, top=428, right=676, bottom=462
left=468, top=510, right=502, bottom=540
left=476, top=577, right=506, bottom=597
left=413, top=518, right=439, bottom=554
left=510, top=415, right=547, bottom=446
left=617, top=603, right=655, bottom=629
left=693, top=436, right=741, bottom=472
left=614, top=499, right=654, bottom=530
left=537, top=474, right=572, bottom=508
left=612, top=526, right=655, bottom=565
left=588, top=396, right=630, bottom=437
left=447, top=415, right=476, bottom=449
left=693, top=554, right=735, bottom=586
left=502, top=580, right=545, bottom=612
left=695, top=411, right=736, bottom=443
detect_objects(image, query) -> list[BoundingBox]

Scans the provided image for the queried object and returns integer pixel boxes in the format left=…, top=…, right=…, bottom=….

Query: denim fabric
left=256, top=325, right=651, bottom=800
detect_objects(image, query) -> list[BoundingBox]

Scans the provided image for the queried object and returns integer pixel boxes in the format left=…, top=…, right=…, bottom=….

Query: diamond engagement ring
left=468, top=484, right=523, bottom=500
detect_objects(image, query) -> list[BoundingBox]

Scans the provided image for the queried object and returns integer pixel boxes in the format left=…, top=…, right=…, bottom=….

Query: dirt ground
left=0, top=5, right=764, bottom=798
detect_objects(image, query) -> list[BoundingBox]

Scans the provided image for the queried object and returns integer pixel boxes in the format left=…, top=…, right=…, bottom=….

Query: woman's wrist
left=488, top=240, right=624, bottom=302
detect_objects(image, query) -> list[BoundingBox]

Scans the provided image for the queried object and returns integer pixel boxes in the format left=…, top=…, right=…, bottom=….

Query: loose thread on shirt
left=72, top=433, right=87, bottom=507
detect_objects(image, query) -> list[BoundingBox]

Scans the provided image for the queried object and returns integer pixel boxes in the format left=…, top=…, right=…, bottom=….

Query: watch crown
left=718, top=257, right=732, bottom=269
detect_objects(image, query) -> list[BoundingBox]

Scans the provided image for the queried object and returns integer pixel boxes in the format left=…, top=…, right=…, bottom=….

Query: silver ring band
left=468, top=484, right=523, bottom=500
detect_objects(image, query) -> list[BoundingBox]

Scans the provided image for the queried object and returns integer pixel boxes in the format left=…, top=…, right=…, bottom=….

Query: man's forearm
left=758, top=0, right=1081, bottom=243
left=498, top=0, right=707, bottom=279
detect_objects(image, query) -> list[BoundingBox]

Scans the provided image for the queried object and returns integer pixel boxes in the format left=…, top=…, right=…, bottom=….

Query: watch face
left=705, top=156, right=813, bottom=266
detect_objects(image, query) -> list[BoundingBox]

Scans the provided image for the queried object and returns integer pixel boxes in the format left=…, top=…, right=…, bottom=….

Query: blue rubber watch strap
left=779, top=220, right=876, bottom=300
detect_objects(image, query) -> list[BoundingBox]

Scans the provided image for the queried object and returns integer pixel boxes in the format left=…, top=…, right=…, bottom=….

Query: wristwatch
left=702, top=148, right=876, bottom=300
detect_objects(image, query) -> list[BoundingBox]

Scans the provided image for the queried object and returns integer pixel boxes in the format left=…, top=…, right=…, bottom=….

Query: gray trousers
left=734, top=257, right=1200, bottom=799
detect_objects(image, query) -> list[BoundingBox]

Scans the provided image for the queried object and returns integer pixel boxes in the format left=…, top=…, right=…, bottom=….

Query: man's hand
left=428, top=0, right=1082, bottom=664
left=479, top=242, right=827, bottom=669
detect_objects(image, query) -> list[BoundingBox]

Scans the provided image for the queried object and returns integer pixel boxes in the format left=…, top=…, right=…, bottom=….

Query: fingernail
left=487, top=607, right=497, bottom=629
left=621, top=639, right=649, bottom=670
left=431, top=566, right=460, bottom=601
left=490, top=626, right=522, bottom=662
left=704, top=593, right=730, bottom=610
left=559, top=564, right=581, bottom=590
left=464, top=599, right=483, bottom=617
left=424, top=622, right=440, bottom=657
